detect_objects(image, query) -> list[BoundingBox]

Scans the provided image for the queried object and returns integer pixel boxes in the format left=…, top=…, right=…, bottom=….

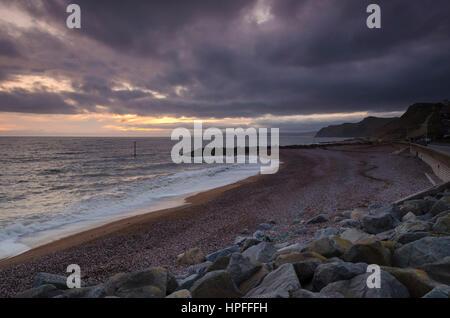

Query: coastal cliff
left=316, top=102, right=450, bottom=140
left=315, top=117, right=395, bottom=138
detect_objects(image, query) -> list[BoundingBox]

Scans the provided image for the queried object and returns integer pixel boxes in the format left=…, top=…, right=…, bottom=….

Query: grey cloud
left=0, top=0, right=449, bottom=124
left=0, top=90, right=76, bottom=114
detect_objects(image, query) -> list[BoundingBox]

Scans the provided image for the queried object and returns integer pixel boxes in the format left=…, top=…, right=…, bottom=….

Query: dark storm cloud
left=0, top=90, right=76, bottom=114
left=1, top=0, right=450, bottom=120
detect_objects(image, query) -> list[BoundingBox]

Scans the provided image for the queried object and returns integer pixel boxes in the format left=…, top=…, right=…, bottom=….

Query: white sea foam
left=0, top=161, right=263, bottom=259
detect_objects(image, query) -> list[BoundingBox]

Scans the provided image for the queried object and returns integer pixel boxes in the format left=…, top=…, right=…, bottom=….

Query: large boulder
left=432, top=214, right=450, bottom=234
left=206, top=245, right=240, bottom=262
left=393, top=237, right=450, bottom=268
left=320, top=271, right=409, bottom=298
left=14, top=284, right=64, bottom=298
left=395, top=232, right=430, bottom=245
left=104, top=267, right=177, bottom=298
left=312, top=262, right=367, bottom=291
left=305, top=214, right=329, bottom=225
left=340, top=228, right=375, bottom=244
left=186, top=261, right=213, bottom=276
left=394, top=220, right=432, bottom=235
left=302, top=235, right=353, bottom=258
left=422, top=285, right=450, bottom=298
left=402, top=212, right=416, bottom=222
left=206, top=256, right=231, bottom=272
left=176, top=274, right=201, bottom=291
left=33, top=273, right=72, bottom=290
left=275, top=251, right=327, bottom=283
left=418, top=256, right=450, bottom=285
left=429, top=198, right=450, bottom=216
left=381, top=267, right=441, bottom=297
left=362, top=212, right=396, bottom=234
left=314, top=227, right=338, bottom=239
left=190, top=270, right=242, bottom=298
left=166, top=289, right=192, bottom=298
left=55, top=285, right=106, bottom=298
left=245, top=263, right=301, bottom=298
left=177, top=248, right=206, bottom=265
left=242, top=242, right=276, bottom=263
left=398, top=200, right=431, bottom=217
left=343, top=238, right=391, bottom=266
left=238, top=266, right=270, bottom=295
left=226, top=253, right=262, bottom=286
left=341, top=219, right=361, bottom=228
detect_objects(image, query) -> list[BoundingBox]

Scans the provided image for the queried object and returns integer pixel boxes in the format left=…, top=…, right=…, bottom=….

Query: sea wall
left=408, top=143, right=450, bottom=182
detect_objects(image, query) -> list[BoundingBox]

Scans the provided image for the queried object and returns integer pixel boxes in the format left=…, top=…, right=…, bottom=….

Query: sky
left=0, top=0, right=449, bottom=136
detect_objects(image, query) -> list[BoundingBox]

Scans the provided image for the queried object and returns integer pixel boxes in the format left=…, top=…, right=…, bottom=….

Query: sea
left=0, top=135, right=347, bottom=259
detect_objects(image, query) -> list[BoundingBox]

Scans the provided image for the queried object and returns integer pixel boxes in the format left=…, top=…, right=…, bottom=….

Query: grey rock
left=206, top=255, right=231, bottom=272
left=259, top=223, right=272, bottom=230
left=291, top=218, right=301, bottom=225
left=343, top=238, right=391, bottom=266
left=320, top=271, right=409, bottom=298
left=243, top=242, right=276, bottom=263
left=241, top=228, right=250, bottom=235
left=341, top=219, right=361, bottom=228
left=402, top=212, right=416, bottom=222
left=296, top=228, right=311, bottom=235
left=15, top=284, right=64, bottom=298
left=226, top=253, right=262, bottom=286
left=395, top=232, right=430, bottom=245
left=302, top=235, right=352, bottom=258
left=187, top=261, right=213, bottom=276
left=274, top=242, right=290, bottom=249
left=290, top=289, right=328, bottom=298
left=430, top=198, right=450, bottom=216
left=104, top=267, right=177, bottom=298
left=274, top=251, right=327, bottom=283
left=340, top=228, right=375, bottom=243
left=56, top=284, right=106, bottom=298
left=234, top=236, right=248, bottom=246
left=393, top=237, right=450, bottom=268
left=245, top=263, right=301, bottom=298
left=418, top=256, right=450, bottom=285
left=166, top=289, right=192, bottom=298
left=394, top=220, right=432, bottom=234
left=433, top=214, right=450, bottom=234
left=305, top=214, right=329, bottom=225
left=375, top=229, right=395, bottom=241
left=422, top=285, right=450, bottom=298
left=33, top=272, right=71, bottom=290
left=312, top=262, right=367, bottom=291
left=253, top=230, right=267, bottom=241
left=274, top=242, right=306, bottom=257
left=206, top=245, right=239, bottom=262
left=240, top=237, right=261, bottom=252
left=362, top=212, right=396, bottom=234
left=399, top=200, right=430, bottom=217
left=268, top=219, right=277, bottom=225
left=314, top=227, right=338, bottom=240
left=431, top=210, right=450, bottom=223
left=368, top=202, right=384, bottom=211
left=177, top=274, right=201, bottom=291
left=297, top=211, right=306, bottom=217
left=190, top=270, right=241, bottom=298
left=342, top=210, right=352, bottom=218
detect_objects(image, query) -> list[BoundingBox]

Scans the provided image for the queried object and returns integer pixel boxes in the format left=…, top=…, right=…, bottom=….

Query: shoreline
left=0, top=172, right=265, bottom=270
left=0, top=144, right=437, bottom=297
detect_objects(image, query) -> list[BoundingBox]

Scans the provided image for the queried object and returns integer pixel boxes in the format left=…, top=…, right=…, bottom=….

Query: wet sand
left=0, top=144, right=435, bottom=297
